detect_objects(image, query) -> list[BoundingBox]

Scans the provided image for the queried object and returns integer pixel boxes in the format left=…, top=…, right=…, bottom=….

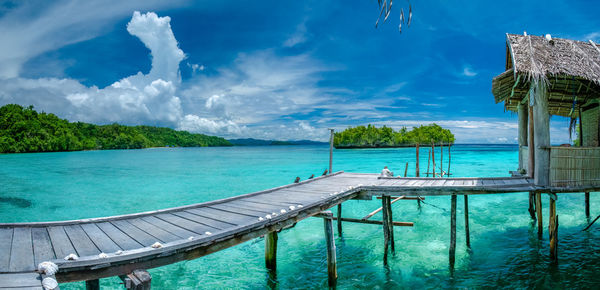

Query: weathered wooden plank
left=172, top=211, right=227, bottom=230
left=155, top=213, right=214, bottom=235
left=32, top=227, right=56, bottom=265
left=0, top=272, right=43, bottom=287
left=64, top=225, right=100, bottom=257
left=140, top=216, right=196, bottom=239
left=95, top=222, right=143, bottom=250
left=0, top=228, right=13, bottom=272
left=47, top=226, right=78, bottom=260
left=245, top=194, right=312, bottom=206
left=187, top=207, right=253, bottom=226
left=182, top=209, right=238, bottom=228
left=432, top=179, right=445, bottom=186
left=229, top=200, right=283, bottom=214
left=127, top=218, right=180, bottom=243
left=111, top=220, right=159, bottom=247
left=10, top=227, right=34, bottom=272
left=80, top=223, right=121, bottom=254
left=209, top=203, right=272, bottom=217
left=235, top=198, right=296, bottom=208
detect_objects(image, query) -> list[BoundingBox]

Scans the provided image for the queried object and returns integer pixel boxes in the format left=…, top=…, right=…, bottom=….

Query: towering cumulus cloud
left=0, top=12, right=188, bottom=127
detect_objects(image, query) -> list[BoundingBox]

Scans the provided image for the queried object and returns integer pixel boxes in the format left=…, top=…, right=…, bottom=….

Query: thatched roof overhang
left=492, top=34, right=600, bottom=117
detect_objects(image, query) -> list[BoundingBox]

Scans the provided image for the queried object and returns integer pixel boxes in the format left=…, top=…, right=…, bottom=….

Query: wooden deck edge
left=0, top=171, right=346, bottom=227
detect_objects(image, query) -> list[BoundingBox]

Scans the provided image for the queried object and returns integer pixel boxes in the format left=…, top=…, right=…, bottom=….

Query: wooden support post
left=387, top=196, right=395, bottom=252
left=265, top=231, right=278, bottom=275
left=464, top=195, right=470, bottom=248
left=431, top=142, right=436, bottom=177
left=404, top=162, right=408, bottom=177
left=337, top=204, right=342, bottom=236
left=323, top=212, right=337, bottom=287
left=329, top=129, right=334, bottom=175
left=363, top=195, right=405, bottom=220
left=85, top=279, right=99, bottom=290
left=120, top=270, right=151, bottom=290
left=549, top=194, right=558, bottom=261
left=449, top=195, right=457, bottom=270
left=528, top=192, right=536, bottom=220
left=416, top=143, right=420, bottom=177
left=585, top=192, right=590, bottom=218
left=426, top=150, right=431, bottom=177
left=528, top=101, right=535, bottom=178
left=440, top=142, right=444, bottom=176
left=535, top=192, right=543, bottom=239
left=381, top=196, right=391, bottom=265
left=532, top=81, right=550, bottom=186
left=447, top=143, right=452, bottom=176
left=518, top=103, right=528, bottom=170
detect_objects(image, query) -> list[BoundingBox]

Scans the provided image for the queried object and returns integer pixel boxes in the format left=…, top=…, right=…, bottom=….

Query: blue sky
left=0, top=0, right=598, bottom=143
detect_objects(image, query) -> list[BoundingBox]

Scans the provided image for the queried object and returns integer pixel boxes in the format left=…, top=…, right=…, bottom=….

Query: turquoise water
left=1, top=145, right=599, bottom=288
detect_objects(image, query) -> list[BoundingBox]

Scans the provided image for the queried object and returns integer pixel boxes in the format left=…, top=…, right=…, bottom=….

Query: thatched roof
left=492, top=33, right=600, bottom=117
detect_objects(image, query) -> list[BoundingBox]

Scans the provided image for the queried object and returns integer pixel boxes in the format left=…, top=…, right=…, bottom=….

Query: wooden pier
left=0, top=172, right=546, bottom=289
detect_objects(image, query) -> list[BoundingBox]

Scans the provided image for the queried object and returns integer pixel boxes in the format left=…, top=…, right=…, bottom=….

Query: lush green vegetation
left=334, top=124, right=454, bottom=148
left=0, top=104, right=232, bottom=153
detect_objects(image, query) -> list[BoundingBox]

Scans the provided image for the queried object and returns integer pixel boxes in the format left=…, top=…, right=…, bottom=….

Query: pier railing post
left=322, top=211, right=337, bottom=287
left=329, top=129, right=334, bottom=175
left=449, top=194, right=457, bottom=270
left=265, top=231, right=278, bottom=279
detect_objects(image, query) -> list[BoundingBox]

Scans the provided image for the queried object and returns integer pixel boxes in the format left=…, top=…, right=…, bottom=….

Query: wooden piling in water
left=440, top=142, right=444, bottom=176
left=404, top=162, right=408, bottom=177
left=337, top=204, right=342, bottom=236
left=585, top=192, right=590, bottom=218
left=449, top=194, right=457, bottom=270
left=431, top=142, right=436, bottom=177
left=381, top=196, right=391, bottom=265
left=464, top=195, right=470, bottom=248
left=323, top=212, right=337, bottom=287
left=265, top=231, right=278, bottom=274
left=85, top=279, right=99, bottom=290
left=447, top=143, right=452, bottom=176
left=535, top=192, right=543, bottom=239
left=416, top=143, right=420, bottom=177
left=426, top=150, right=431, bottom=177
left=528, top=192, right=536, bottom=220
left=120, top=270, right=151, bottom=290
left=549, top=194, right=558, bottom=261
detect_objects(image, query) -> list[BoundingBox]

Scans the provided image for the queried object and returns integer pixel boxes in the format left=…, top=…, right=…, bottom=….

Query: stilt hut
left=492, top=33, right=600, bottom=190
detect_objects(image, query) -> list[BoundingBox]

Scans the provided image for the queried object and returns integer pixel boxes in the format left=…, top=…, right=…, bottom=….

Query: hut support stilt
left=85, top=279, right=99, bottom=290
left=323, top=212, right=337, bottom=287
left=119, top=270, right=151, bottom=290
left=549, top=194, right=558, bottom=261
left=585, top=192, right=590, bottom=218
left=528, top=192, right=536, bottom=220
left=337, top=204, right=342, bottom=236
left=265, top=231, right=278, bottom=276
left=464, top=195, right=470, bottom=248
left=535, top=192, right=543, bottom=239
left=449, top=194, right=457, bottom=270
left=381, top=196, right=394, bottom=265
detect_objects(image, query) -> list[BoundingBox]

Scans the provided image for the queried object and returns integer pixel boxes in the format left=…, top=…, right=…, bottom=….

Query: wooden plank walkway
left=0, top=172, right=534, bottom=287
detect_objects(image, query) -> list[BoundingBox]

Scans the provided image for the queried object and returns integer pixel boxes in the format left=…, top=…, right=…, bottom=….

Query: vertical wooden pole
left=431, top=142, right=436, bottom=177
left=416, top=143, right=420, bottom=177
left=549, top=194, right=558, bottom=261
left=535, top=192, right=543, bottom=239
left=323, top=212, right=337, bottom=287
left=518, top=103, right=528, bottom=170
left=265, top=231, right=278, bottom=276
left=85, top=279, right=99, bottom=290
left=426, top=150, right=431, bottom=177
left=528, top=192, right=536, bottom=220
left=337, top=204, right=342, bottom=236
left=464, top=195, right=470, bottom=248
left=528, top=101, right=535, bottom=177
left=447, top=143, right=452, bottom=176
left=440, top=142, right=444, bottom=176
left=329, top=129, right=334, bottom=175
left=404, top=162, right=408, bottom=177
left=387, top=196, right=395, bottom=252
left=382, top=196, right=390, bottom=265
left=585, top=192, right=590, bottom=218
left=532, top=81, right=550, bottom=187
left=449, top=194, right=457, bottom=270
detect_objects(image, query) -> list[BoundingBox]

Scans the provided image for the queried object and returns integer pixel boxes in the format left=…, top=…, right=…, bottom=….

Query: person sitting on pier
left=294, top=177, right=301, bottom=183
left=381, top=166, right=394, bottom=177
left=308, top=174, right=315, bottom=179
left=322, top=169, right=328, bottom=176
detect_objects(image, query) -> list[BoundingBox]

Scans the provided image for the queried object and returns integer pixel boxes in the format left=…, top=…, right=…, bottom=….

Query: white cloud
left=283, top=22, right=309, bottom=47
left=0, top=0, right=185, bottom=79
left=462, top=65, right=477, bottom=77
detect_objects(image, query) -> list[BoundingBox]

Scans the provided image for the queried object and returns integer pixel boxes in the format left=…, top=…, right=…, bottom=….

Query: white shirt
left=381, top=168, right=394, bottom=177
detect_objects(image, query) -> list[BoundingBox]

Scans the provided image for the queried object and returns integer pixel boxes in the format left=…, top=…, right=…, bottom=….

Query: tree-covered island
left=334, top=124, right=454, bottom=148
left=0, top=104, right=232, bottom=153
